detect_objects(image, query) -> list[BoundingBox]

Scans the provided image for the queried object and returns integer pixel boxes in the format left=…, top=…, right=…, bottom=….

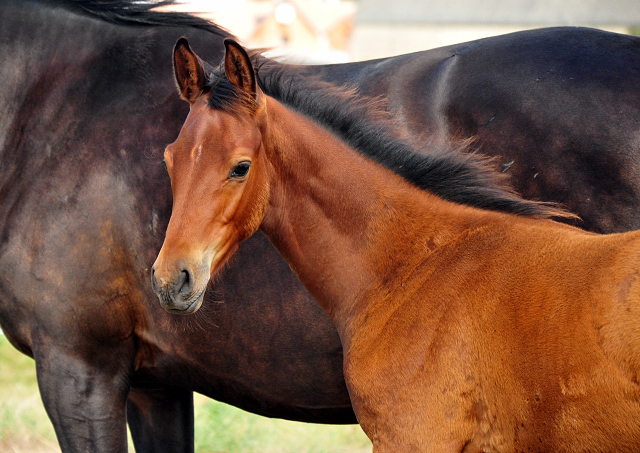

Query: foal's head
left=152, top=38, right=270, bottom=313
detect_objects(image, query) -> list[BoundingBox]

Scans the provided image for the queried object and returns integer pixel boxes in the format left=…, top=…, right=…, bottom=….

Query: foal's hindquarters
left=342, top=219, right=640, bottom=452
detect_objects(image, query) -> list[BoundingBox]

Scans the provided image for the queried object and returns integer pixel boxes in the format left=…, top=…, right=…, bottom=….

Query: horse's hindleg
left=34, top=346, right=130, bottom=453
left=127, top=386, right=195, bottom=453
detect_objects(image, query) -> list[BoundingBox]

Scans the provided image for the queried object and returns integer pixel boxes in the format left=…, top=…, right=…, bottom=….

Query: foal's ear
left=173, top=37, right=207, bottom=104
left=223, top=38, right=257, bottom=98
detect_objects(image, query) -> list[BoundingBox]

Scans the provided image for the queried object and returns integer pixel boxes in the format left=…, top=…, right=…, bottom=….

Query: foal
left=152, top=38, right=640, bottom=452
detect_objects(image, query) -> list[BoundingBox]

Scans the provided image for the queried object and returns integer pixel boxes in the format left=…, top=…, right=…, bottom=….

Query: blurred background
left=164, top=0, right=640, bottom=63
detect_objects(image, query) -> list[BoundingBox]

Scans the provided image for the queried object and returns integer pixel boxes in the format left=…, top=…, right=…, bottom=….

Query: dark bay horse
left=3, top=0, right=640, bottom=451
left=154, top=38, right=640, bottom=452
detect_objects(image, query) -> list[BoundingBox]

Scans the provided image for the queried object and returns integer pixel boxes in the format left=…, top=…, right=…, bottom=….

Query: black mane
left=33, top=0, right=231, bottom=36
left=266, top=66, right=576, bottom=218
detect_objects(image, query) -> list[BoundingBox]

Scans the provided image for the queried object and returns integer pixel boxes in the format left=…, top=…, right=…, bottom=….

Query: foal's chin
left=157, top=282, right=207, bottom=315
left=165, top=290, right=205, bottom=315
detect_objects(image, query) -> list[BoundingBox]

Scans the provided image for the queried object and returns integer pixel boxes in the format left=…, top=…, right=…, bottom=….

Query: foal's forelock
left=205, top=75, right=259, bottom=114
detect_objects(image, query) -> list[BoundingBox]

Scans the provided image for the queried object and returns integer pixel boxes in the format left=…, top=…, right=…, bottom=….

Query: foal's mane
left=206, top=57, right=569, bottom=219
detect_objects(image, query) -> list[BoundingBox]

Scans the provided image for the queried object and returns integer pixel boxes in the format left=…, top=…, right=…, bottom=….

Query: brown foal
left=152, top=38, right=640, bottom=452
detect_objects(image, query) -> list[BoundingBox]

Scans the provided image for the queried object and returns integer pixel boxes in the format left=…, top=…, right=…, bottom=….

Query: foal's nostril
left=177, top=268, right=193, bottom=296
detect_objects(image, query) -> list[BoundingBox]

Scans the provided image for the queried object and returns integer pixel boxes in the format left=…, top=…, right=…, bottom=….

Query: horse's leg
left=33, top=345, right=130, bottom=453
left=127, top=386, right=195, bottom=453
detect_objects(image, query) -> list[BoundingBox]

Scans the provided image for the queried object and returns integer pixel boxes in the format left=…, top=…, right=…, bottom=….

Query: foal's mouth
left=164, top=285, right=207, bottom=315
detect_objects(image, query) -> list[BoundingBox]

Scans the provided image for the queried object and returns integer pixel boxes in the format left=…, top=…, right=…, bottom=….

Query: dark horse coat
left=1, top=0, right=640, bottom=451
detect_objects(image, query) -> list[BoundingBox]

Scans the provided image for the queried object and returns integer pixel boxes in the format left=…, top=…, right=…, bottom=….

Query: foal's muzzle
left=151, top=265, right=204, bottom=314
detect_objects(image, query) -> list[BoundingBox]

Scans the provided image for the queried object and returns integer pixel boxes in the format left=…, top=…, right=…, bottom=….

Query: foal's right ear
left=223, top=38, right=257, bottom=99
left=173, top=37, right=206, bottom=104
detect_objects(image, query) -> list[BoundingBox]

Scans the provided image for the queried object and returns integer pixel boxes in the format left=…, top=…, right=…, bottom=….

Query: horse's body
left=154, top=39, right=640, bottom=452
left=3, top=0, right=640, bottom=451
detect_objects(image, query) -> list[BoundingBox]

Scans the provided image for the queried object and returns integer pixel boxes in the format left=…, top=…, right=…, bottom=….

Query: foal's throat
left=258, top=98, right=461, bottom=330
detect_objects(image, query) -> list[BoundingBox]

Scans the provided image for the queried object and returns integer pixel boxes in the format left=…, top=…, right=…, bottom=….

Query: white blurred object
left=274, top=2, right=297, bottom=26
left=160, top=0, right=357, bottom=64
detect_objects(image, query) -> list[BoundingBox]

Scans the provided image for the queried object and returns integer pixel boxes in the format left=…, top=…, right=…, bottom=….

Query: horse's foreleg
left=33, top=345, right=130, bottom=453
left=127, top=386, right=194, bottom=453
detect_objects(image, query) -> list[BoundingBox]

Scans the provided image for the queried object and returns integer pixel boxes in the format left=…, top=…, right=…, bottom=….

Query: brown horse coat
left=153, top=39, right=640, bottom=452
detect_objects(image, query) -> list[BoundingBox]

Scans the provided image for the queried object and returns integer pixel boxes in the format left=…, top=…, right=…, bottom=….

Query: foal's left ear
left=223, top=38, right=257, bottom=99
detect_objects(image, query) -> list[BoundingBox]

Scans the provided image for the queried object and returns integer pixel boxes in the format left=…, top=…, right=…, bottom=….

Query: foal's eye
left=229, top=161, right=251, bottom=179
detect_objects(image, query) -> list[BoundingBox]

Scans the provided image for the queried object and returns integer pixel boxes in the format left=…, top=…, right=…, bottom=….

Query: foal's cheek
left=235, top=173, right=270, bottom=239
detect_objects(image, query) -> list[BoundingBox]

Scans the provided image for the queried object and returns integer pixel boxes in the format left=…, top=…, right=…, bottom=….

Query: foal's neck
left=259, top=98, right=486, bottom=335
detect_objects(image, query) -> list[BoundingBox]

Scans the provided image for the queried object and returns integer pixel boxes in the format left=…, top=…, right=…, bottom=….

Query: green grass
left=0, top=335, right=59, bottom=452
left=0, top=334, right=371, bottom=452
left=628, top=26, right=640, bottom=37
left=193, top=396, right=370, bottom=453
